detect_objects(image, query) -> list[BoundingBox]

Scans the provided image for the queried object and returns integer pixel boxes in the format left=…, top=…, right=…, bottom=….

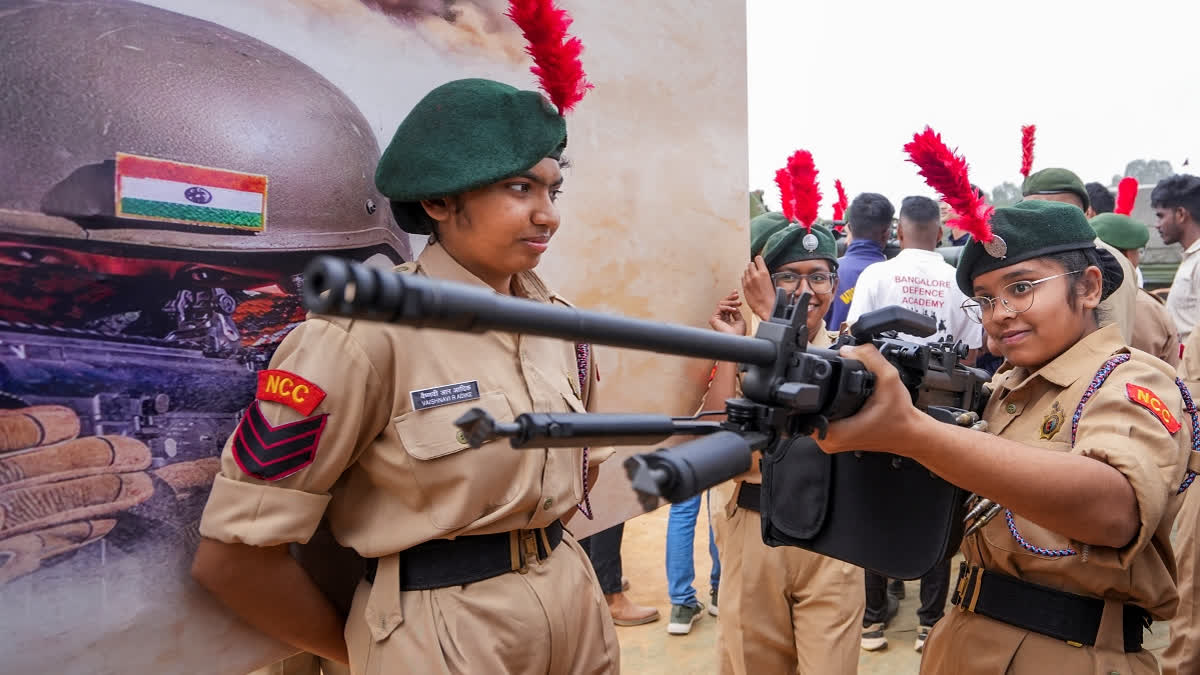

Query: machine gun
left=300, top=257, right=991, bottom=578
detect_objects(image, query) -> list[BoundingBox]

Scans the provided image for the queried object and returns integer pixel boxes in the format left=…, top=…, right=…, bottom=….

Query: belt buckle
left=952, top=561, right=969, bottom=610
left=518, top=530, right=540, bottom=574
left=954, top=564, right=982, bottom=613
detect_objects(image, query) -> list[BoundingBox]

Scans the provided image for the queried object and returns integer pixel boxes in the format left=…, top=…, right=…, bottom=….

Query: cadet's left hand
left=741, top=256, right=775, bottom=321
left=811, top=344, right=928, bottom=456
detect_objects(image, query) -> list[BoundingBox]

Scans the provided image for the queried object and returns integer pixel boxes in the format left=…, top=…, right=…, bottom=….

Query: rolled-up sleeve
left=1072, top=360, right=1189, bottom=568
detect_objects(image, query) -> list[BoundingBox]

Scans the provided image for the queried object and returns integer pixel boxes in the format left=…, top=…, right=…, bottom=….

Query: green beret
left=762, top=224, right=839, bottom=271
left=750, top=212, right=790, bottom=258
left=955, top=200, right=1100, bottom=295
left=1091, top=213, right=1150, bottom=252
left=376, top=78, right=566, bottom=234
left=1021, top=168, right=1090, bottom=211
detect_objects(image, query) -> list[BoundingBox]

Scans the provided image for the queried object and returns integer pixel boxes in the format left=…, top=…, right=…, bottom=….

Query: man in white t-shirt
left=848, top=195, right=983, bottom=350
left=845, top=195, right=982, bottom=654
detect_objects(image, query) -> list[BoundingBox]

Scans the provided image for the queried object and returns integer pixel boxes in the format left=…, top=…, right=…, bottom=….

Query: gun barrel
left=302, top=256, right=778, bottom=366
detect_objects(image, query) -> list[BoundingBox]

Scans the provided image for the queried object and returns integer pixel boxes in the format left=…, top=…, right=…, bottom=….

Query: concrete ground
left=615, top=505, right=1170, bottom=675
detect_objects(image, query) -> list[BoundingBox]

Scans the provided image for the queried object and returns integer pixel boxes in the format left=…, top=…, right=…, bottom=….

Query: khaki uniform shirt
left=199, top=242, right=611, bottom=556
left=921, top=324, right=1192, bottom=674
left=1133, top=288, right=1180, bottom=368
left=1167, top=238, right=1200, bottom=342
left=970, top=324, right=1188, bottom=618
left=1097, top=238, right=1138, bottom=344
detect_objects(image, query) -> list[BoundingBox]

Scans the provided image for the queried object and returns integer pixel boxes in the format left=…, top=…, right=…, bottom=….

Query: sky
left=746, top=0, right=1200, bottom=216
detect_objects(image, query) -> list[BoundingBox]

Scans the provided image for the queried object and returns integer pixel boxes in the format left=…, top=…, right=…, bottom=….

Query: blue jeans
left=665, top=491, right=720, bottom=607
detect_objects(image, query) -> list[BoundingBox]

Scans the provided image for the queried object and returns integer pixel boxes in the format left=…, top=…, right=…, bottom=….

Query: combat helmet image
left=0, top=0, right=411, bottom=267
left=0, top=0, right=412, bottom=358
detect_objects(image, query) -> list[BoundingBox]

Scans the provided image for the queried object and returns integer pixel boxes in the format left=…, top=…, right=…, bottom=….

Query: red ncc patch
left=1126, top=383, right=1181, bottom=434
left=232, top=401, right=328, bottom=481
left=256, top=369, right=326, bottom=416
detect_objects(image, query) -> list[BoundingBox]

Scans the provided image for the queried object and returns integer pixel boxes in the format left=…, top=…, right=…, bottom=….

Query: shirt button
left=456, top=430, right=467, bottom=445
left=543, top=497, right=554, bottom=510
left=1005, top=403, right=1017, bottom=414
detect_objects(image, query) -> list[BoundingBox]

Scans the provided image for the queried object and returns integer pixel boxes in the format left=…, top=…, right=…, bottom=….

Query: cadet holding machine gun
left=830, top=129, right=1196, bottom=674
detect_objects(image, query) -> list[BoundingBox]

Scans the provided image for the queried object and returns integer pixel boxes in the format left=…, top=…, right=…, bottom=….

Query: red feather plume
left=904, top=126, right=995, bottom=243
left=832, top=179, right=849, bottom=221
left=1115, top=177, right=1139, bottom=216
left=505, top=0, right=594, bottom=115
left=1020, top=124, right=1036, bottom=179
left=774, top=168, right=795, bottom=222
left=787, top=150, right=821, bottom=230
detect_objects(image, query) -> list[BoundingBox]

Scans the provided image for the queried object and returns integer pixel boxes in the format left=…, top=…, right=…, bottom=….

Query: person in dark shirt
left=826, top=193, right=894, bottom=329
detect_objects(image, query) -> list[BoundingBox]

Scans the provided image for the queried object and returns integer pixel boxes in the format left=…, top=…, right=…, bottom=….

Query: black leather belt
left=951, top=563, right=1149, bottom=652
left=736, top=482, right=761, bottom=512
left=365, top=520, right=564, bottom=590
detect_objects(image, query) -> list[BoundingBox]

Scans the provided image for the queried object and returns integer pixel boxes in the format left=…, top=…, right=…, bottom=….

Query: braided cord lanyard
left=1005, top=354, right=1131, bottom=557
left=575, top=343, right=594, bottom=520
left=1175, top=377, right=1200, bottom=493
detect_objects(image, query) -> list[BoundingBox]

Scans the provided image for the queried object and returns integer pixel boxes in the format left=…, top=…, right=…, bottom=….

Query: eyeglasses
left=961, top=270, right=1082, bottom=323
left=771, top=271, right=837, bottom=295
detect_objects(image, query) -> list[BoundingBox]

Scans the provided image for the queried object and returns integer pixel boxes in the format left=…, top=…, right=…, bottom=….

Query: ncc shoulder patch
left=232, top=401, right=328, bottom=481
left=1125, top=383, right=1181, bottom=434
left=256, top=369, right=326, bottom=416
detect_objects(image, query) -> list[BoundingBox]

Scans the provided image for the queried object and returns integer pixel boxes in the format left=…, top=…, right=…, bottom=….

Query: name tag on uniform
left=410, top=380, right=481, bottom=411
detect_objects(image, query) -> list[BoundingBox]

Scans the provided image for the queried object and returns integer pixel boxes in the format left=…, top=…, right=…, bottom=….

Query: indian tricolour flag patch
left=115, top=153, right=267, bottom=232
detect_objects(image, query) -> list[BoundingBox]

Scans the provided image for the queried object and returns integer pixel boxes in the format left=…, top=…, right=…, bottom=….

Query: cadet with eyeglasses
left=704, top=213, right=866, bottom=675
left=815, top=200, right=1196, bottom=674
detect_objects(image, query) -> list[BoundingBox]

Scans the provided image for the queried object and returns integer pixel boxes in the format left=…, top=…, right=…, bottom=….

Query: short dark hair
left=847, top=192, right=895, bottom=240
left=1151, top=174, right=1200, bottom=222
left=1086, top=182, right=1115, bottom=214
left=899, top=195, right=940, bottom=225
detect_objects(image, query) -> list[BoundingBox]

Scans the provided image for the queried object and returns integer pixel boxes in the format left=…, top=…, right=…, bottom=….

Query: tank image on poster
left=0, top=0, right=748, bottom=672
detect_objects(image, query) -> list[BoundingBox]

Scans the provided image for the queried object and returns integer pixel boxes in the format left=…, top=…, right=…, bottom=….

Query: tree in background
left=990, top=181, right=1022, bottom=207
left=1112, top=159, right=1174, bottom=186
left=750, top=189, right=768, bottom=218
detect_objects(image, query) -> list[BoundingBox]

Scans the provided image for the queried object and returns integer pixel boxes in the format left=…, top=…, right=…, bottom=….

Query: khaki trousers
left=1163, top=483, right=1200, bottom=675
left=920, top=602, right=1159, bottom=674
left=715, top=503, right=864, bottom=675
left=344, top=532, right=619, bottom=675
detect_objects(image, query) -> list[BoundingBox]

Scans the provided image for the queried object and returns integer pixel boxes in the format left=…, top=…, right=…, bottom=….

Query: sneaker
left=887, top=578, right=906, bottom=600
left=861, top=594, right=900, bottom=651
left=667, top=602, right=706, bottom=635
left=708, top=587, right=719, bottom=617
left=915, top=625, right=932, bottom=653
left=861, top=622, right=888, bottom=651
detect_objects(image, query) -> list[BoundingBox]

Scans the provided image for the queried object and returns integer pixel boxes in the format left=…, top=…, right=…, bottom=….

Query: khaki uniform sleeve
left=1180, top=328, right=1200, bottom=390
left=1072, top=358, right=1189, bottom=567
left=199, top=317, right=393, bottom=547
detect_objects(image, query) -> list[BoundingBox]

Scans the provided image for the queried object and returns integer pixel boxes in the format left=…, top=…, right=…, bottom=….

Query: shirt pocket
left=393, top=390, right=524, bottom=531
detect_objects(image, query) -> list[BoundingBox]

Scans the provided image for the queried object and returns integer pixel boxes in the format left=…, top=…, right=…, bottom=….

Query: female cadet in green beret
left=815, top=200, right=1195, bottom=674
left=704, top=218, right=866, bottom=675
left=189, top=11, right=622, bottom=671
